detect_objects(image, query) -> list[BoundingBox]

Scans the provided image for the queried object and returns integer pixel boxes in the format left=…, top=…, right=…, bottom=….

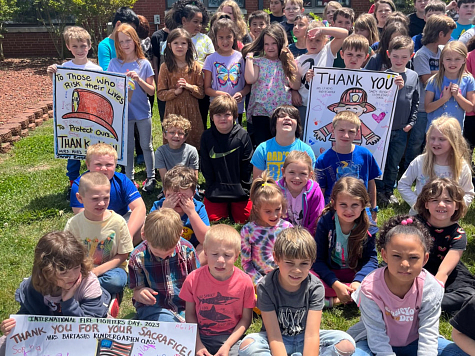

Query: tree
left=0, top=0, right=19, bottom=60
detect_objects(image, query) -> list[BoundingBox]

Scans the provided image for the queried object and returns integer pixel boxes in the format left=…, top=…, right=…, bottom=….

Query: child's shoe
left=386, top=192, right=399, bottom=205
left=142, top=178, right=156, bottom=193
left=132, top=180, right=140, bottom=190
left=108, top=293, right=120, bottom=318
left=67, top=180, right=74, bottom=201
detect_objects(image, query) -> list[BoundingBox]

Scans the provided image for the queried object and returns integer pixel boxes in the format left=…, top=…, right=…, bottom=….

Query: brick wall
left=3, top=30, right=60, bottom=58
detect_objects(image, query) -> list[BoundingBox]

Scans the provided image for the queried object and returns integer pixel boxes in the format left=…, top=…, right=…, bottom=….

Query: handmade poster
left=303, top=67, right=398, bottom=173
left=53, top=67, right=128, bottom=165
left=5, top=315, right=197, bottom=356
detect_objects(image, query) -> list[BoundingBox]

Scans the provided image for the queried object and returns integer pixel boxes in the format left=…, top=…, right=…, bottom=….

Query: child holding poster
left=0, top=231, right=110, bottom=354
left=180, top=225, right=255, bottom=356
left=340, top=34, right=371, bottom=70
left=107, top=24, right=156, bottom=193
left=376, top=36, right=419, bottom=206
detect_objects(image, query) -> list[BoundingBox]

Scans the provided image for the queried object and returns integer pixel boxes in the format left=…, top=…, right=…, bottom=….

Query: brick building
left=3, top=0, right=371, bottom=58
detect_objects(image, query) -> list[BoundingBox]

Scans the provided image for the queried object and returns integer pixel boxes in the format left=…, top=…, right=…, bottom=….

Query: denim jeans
left=404, top=112, right=427, bottom=170
left=136, top=304, right=182, bottom=322
left=376, top=129, right=408, bottom=194
left=126, top=118, right=154, bottom=180
left=98, top=267, right=127, bottom=295
left=355, top=337, right=469, bottom=355
left=239, top=330, right=355, bottom=356
left=66, top=159, right=81, bottom=181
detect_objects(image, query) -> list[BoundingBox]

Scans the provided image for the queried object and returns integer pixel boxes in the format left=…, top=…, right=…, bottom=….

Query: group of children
left=11, top=0, right=475, bottom=354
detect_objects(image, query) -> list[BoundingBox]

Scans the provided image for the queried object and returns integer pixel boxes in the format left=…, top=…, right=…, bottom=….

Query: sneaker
left=108, top=293, right=120, bottom=318
left=387, top=193, right=399, bottom=205
left=132, top=180, right=140, bottom=190
left=142, top=178, right=156, bottom=193
left=377, top=192, right=389, bottom=207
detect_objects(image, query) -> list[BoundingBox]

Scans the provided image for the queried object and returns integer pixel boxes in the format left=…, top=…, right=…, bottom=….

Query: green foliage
left=309, top=12, right=323, bottom=21
left=264, top=8, right=271, bottom=14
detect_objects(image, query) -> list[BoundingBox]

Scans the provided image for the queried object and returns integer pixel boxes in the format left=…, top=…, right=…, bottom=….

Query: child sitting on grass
left=128, top=208, right=198, bottom=322
left=180, top=225, right=255, bottom=356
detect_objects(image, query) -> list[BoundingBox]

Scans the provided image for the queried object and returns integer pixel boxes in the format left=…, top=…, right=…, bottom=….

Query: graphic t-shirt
left=331, top=215, right=350, bottom=267
left=203, top=51, right=246, bottom=113
left=64, top=211, right=134, bottom=271
left=251, top=138, right=316, bottom=181
left=452, top=22, right=474, bottom=39
left=258, top=269, right=324, bottom=336
left=179, top=266, right=255, bottom=336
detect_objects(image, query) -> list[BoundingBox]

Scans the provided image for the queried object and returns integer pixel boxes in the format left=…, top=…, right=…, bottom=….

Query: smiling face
left=264, top=34, right=279, bottom=59
left=306, top=33, right=326, bottom=54
left=250, top=19, right=267, bottom=38
left=425, top=189, right=458, bottom=227
left=164, top=126, right=187, bottom=150
left=333, top=191, right=365, bottom=228
left=275, top=255, right=312, bottom=292
left=67, top=39, right=91, bottom=63
left=182, top=12, right=203, bottom=36
left=381, top=234, right=429, bottom=292
left=212, top=110, right=235, bottom=134
left=56, top=265, right=81, bottom=290
left=282, top=161, right=310, bottom=197
left=169, top=35, right=189, bottom=61
left=442, top=49, right=465, bottom=77
left=341, top=48, right=368, bottom=69
left=376, top=4, right=393, bottom=26
left=428, top=127, right=452, bottom=160
left=276, top=113, right=298, bottom=135
left=216, top=28, right=234, bottom=55
left=388, top=47, right=413, bottom=72
left=258, top=201, right=283, bottom=227
left=205, top=242, right=238, bottom=281
left=333, top=14, right=353, bottom=32
left=117, top=31, right=135, bottom=57
left=77, top=184, right=110, bottom=221
left=86, top=154, right=117, bottom=180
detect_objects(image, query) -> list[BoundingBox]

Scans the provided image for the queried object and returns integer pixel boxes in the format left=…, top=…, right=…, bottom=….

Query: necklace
left=334, top=149, right=354, bottom=166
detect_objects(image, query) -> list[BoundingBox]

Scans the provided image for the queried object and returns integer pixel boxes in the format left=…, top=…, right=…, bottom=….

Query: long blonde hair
left=217, top=0, right=248, bottom=40
left=428, top=41, right=470, bottom=90
left=354, top=13, right=379, bottom=45
left=423, top=115, right=470, bottom=182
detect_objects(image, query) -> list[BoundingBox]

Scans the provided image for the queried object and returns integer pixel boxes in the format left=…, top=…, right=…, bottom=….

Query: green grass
left=1, top=104, right=474, bottom=340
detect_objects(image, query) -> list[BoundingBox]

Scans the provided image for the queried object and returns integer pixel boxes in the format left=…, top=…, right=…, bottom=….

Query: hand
left=178, top=193, right=195, bottom=216
left=175, top=87, right=184, bottom=95
left=134, top=287, right=158, bottom=305
left=177, top=78, right=189, bottom=90
left=61, top=273, right=82, bottom=301
left=365, top=134, right=381, bottom=145
left=442, top=85, right=452, bottom=101
left=47, top=64, right=58, bottom=74
left=447, top=0, right=457, bottom=10
left=307, top=28, right=323, bottom=39
left=350, top=281, right=361, bottom=293
left=1, top=318, right=16, bottom=336
left=196, top=346, right=213, bottom=356
left=305, top=69, right=315, bottom=82
left=291, top=90, right=303, bottom=106
left=403, top=124, right=412, bottom=132
left=394, top=75, right=404, bottom=90
left=162, top=192, right=180, bottom=209
left=332, top=281, right=354, bottom=304
left=371, top=210, right=378, bottom=223
left=451, top=83, right=460, bottom=98
left=126, top=70, right=140, bottom=81
left=233, top=91, right=243, bottom=103
left=215, top=344, right=231, bottom=356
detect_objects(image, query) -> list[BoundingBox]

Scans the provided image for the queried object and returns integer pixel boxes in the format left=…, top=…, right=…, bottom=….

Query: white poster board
left=303, top=68, right=398, bottom=173
left=5, top=315, right=196, bottom=356
left=53, top=67, right=128, bottom=165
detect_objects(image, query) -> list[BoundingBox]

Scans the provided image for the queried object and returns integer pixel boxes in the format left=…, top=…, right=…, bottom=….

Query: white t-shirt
left=62, top=60, right=103, bottom=71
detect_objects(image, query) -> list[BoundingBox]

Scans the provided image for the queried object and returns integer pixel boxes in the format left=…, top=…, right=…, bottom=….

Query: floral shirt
left=247, top=57, right=292, bottom=117
left=192, top=33, right=215, bottom=65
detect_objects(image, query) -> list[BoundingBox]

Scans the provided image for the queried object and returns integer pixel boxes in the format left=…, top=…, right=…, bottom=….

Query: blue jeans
left=404, top=112, right=427, bottom=170
left=239, top=330, right=355, bottom=356
left=98, top=268, right=127, bottom=295
left=136, top=305, right=181, bottom=322
left=376, top=129, right=408, bottom=194
left=66, top=159, right=81, bottom=181
left=355, top=337, right=469, bottom=355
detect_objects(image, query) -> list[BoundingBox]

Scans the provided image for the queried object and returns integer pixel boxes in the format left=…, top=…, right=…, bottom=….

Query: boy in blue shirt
left=150, top=165, right=210, bottom=264
left=452, top=0, right=475, bottom=39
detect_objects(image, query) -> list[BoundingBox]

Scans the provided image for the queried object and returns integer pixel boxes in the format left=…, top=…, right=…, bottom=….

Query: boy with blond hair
left=154, top=114, right=199, bottom=182
left=46, top=26, right=103, bottom=191
left=129, top=208, right=198, bottom=322
left=315, top=112, right=381, bottom=219
left=281, top=0, right=305, bottom=44
left=340, top=34, right=370, bottom=69
left=150, top=166, right=210, bottom=263
left=239, top=226, right=356, bottom=356
left=180, top=225, right=255, bottom=356
left=70, top=143, right=146, bottom=246
left=65, top=171, right=134, bottom=317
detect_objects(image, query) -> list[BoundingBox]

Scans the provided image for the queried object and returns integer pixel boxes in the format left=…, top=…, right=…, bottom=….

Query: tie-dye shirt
left=240, top=219, right=293, bottom=285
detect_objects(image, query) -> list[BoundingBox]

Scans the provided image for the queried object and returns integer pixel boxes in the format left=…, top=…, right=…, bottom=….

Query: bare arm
left=454, top=89, right=475, bottom=112
left=152, top=55, right=159, bottom=87
left=204, top=70, right=229, bottom=97
left=368, top=179, right=377, bottom=222
left=158, top=168, right=168, bottom=182
left=72, top=207, right=84, bottom=215
left=245, top=58, right=259, bottom=84
left=253, top=166, right=265, bottom=181
left=127, top=198, right=146, bottom=243
left=185, top=302, right=212, bottom=356
left=435, top=249, right=463, bottom=285
left=425, top=89, right=450, bottom=113
left=92, top=253, right=128, bottom=277
left=303, top=310, right=322, bottom=356
left=215, top=308, right=253, bottom=356
left=261, top=311, right=287, bottom=356
left=452, top=328, right=475, bottom=356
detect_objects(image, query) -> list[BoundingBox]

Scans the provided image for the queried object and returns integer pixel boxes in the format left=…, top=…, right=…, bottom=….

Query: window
left=167, top=0, right=245, bottom=9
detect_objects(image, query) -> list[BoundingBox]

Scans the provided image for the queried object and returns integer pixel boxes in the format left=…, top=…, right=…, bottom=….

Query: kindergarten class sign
left=53, top=67, right=128, bottom=165
left=5, top=315, right=197, bottom=356
left=303, top=68, right=398, bottom=173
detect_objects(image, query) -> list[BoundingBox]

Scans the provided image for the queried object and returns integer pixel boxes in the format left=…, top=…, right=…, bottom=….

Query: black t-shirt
left=280, top=21, right=295, bottom=44
left=151, top=29, right=168, bottom=58
left=270, top=14, right=286, bottom=23
left=409, top=13, right=426, bottom=37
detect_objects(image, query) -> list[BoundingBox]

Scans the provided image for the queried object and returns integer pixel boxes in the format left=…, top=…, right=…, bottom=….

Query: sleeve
left=98, top=41, right=112, bottom=71
left=353, top=233, right=378, bottom=283
left=143, top=59, right=154, bottom=78
left=424, top=78, right=436, bottom=94
left=358, top=292, right=396, bottom=356
left=409, top=75, right=420, bottom=127
left=466, top=74, right=475, bottom=92
left=200, top=132, right=216, bottom=188
left=205, top=36, right=215, bottom=56
left=303, top=143, right=316, bottom=166
left=178, top=272, right=195, bottom=303
left=398, top=157, right=420, bottom=209
left=450, top=294, right=475, bottom=339
left=308, top=276, right=325, bottom=311
left=196, top=202, right=210, bottom=227
left=155, top=146, right=166, bottom=169
left=203, top=54, right=213, bottom=73
left=61, top=275, right=108, bottom=317
left=123, top=175, right=142, bottom=206
left=413, top=51, right=431, bottom=76
left=460, top=163, right=475, bottom=208
left=151, top=31, right=162, bottom=58
left=240, top=132, right=254, bottom=192
left=467, top=51, right=475, bottom=74
left=149, top=200, right=162, bottom=213
left=243, top=275, right=257, bottom=309
left=367, top=150, right=382, bottom=180
left=417, top=274, right=444, bottom=356
left=256, top=277, right=276, bottom=312
left=128, top=251, right=146, bottom=289
left=250, top=142, right=267, bottom=171
left=240, top=224, right=264, bottom=285
left=70, top=179, right=83, bottom=208
left=306, top=184, right=325, bottom=236
left=312, top=215, right=338, bottom=287
left=189, top=63, right=205, bottom=99
left=190, top=146, right=200, bottom=170
left=450, top=225, right=467, bottom=250
left=156, top=63, right=178, bottom=101
left=315, top=156, right=327, bottom=190
left=118, top=217, right=134, bottom=254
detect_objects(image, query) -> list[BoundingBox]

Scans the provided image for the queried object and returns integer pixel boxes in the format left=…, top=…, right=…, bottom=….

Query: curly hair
left=377, top=215, right=432, bottom=253
left=414, top=178, right=467, bottom=222
left=249, top=170, right=287, bottom=223
left=31, top=231, right=93, bottom=296
left=162, top=114, right=192, bottom=136
left=172, top=0, right=209, bottom=28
